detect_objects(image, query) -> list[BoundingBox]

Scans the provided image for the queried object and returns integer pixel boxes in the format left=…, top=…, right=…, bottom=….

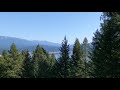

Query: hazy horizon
left=0, top=12, right=102, bottom=44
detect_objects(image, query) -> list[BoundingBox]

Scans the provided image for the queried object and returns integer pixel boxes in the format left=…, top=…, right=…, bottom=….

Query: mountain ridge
left=0, top=36, right=72, bottom=53
left=0, top=36, right=92, bottom=54
left=0, top=35, right=61, bottom=45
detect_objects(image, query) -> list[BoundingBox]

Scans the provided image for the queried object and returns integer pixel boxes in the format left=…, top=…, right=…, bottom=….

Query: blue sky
left=0, top=12, right=102, bottom=44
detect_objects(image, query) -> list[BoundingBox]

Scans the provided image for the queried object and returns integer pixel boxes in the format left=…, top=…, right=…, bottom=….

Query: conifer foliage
left=0, top=12, right=120, bottom=78
left=58, top=36, right=70, bottom=78
left=90, top=12, right=120, bottom=78
left=70, top=38, right=84, bottom=78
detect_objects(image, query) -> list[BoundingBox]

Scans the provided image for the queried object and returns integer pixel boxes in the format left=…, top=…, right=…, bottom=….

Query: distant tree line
left=0, top=36, right=89, bottom=78
left=0, top=12, right=120, bottom=78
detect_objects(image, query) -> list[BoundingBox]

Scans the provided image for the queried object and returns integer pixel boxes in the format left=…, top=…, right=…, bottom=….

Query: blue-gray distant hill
left=0, top=36, right=92, bottom=55
left=0, top=36, right=74, bottom=53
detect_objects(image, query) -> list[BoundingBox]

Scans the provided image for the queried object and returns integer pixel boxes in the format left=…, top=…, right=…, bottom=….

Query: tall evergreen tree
left=0, top=44, right=24, bottom=78
left=58, top=36, right=70, bottom=78
left=32, top=45, right=49, bottom=78
left=9, top=43, right=19, bottom=59
left=71, top=38, right=83, bottom=78
left=82, top=37, right=89, bottom=78
left=6, top=43, right=23, bottom=78
left=48, top=53, right=56, bottom=78
left=0, top=55, right=7, bottom=78
left=21, top=49, right=32, bottom=78
left=90, top=12, right=120, bottom=78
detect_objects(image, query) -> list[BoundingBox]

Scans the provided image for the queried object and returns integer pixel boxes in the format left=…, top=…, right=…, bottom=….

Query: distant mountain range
left=0, top=36, right=73, bottom=53
left=0, top=36, right=93, bottom=55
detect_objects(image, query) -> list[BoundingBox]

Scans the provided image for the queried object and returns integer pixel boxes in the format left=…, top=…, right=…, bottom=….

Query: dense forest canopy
left=0, top=12, right=120, bottom=78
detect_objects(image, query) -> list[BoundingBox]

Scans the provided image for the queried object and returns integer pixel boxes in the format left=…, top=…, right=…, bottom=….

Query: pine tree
left=32, top=45, right=49, bottom=78
left=90, top=12, right=120, bottom=78
left=82, top=37, right=89, bottom=78
left=58, top=36, right=70, bottom=78
left=0, top=55, right=7, bottom=78
left=9, top=43, right=19, bottom=60
left=51, top=57, right=61, bottom=78
left=70, top=38, right=84, bottom=78
left=5, top=43, right=24, bottom=78
left=32, top=45, right=43, bottom=78
left=21, top=49, right=32, bottom=78
left=48, top=53, right=56, bottom=78
left=90, top=29, right=102, bottom=77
